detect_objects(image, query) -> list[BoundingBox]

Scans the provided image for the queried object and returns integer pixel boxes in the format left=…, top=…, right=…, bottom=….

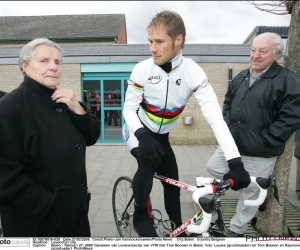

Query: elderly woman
left=0, top=38, right=100, bottom=237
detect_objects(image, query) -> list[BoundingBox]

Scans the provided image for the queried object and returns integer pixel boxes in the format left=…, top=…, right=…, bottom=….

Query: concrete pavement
left=86, top=144, right=300, bottom=237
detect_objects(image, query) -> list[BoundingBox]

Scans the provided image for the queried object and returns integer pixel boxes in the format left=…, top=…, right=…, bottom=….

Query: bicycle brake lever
left=217, top=180, right=231, bottom=191
left=256, top=176, right=271, bottom=189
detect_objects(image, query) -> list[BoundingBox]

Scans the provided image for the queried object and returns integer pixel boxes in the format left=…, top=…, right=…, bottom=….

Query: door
left=82, top=74, right=129, bottom=143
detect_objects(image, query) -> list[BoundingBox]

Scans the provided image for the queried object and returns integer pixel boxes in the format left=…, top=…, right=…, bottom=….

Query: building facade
left=0, top=43, right=256, bottom=145
left=0, top=14, right=286, bottom=145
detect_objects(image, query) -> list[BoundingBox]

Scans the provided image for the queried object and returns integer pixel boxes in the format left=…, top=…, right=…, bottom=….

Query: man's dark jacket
left=223, top=61, right=300, bottom=158
left=0, top=76, right=100, bottom=236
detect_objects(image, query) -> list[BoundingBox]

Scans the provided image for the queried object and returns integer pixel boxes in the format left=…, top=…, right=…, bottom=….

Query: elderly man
left=207, top=32, right=300, bottom=237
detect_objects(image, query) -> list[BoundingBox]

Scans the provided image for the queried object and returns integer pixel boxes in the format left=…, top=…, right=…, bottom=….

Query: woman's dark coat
left=0, top=91, right=6, bottom=98
left=0, top=76, right=100, bottom=236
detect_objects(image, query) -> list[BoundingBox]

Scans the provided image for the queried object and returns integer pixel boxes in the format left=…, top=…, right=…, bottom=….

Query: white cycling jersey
left=123, top=52, right=240, bottom=161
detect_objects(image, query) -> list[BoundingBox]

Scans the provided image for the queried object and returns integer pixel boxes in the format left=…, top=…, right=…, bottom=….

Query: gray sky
left=0, top=1, right=291, bottom=44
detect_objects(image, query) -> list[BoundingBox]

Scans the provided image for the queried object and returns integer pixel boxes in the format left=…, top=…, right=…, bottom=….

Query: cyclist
left=122, top=10, right=250, bottom=237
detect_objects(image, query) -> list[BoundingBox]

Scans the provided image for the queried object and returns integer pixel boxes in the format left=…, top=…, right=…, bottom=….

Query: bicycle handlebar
left=186, top=174, right=279, bottom=235
left=244, top=176, right=267, bottom=206
left=193, top=176, right=268, bottom=206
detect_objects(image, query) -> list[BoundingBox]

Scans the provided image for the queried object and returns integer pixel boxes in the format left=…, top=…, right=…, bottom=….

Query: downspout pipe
left=228, top=64, right=232, bottom=85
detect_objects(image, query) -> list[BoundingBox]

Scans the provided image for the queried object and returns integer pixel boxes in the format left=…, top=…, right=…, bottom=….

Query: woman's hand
left=52, top=88, right=86, bottom=115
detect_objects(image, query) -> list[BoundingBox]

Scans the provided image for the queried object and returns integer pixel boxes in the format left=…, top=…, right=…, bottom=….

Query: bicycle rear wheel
left=112, top=176, right=139, bottom=237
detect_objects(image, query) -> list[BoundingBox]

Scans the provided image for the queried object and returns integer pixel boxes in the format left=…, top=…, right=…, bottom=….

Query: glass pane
left=103, top=80, right=122, bottom=140
left=104, top=80, right=121, bottom=108
left=83, top=80, right=102, bottom=140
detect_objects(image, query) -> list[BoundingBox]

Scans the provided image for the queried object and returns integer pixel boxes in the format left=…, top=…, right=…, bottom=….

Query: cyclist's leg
left=152, top=132, right=185, bottom=235
left=206, top=146, right=229, bottom=180
left=230, top=156, right=276, bottom=234
left=131, top=147, right=156, bottom=208
left=122, top=123, right=158, bottom=236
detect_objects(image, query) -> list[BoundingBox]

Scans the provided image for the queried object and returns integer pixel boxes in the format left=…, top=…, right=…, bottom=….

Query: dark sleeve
left=222, top=80, right=234, bottom=124
left=262, top=73, right=300, bottom=147
left=67, top=101, right=100, bottom=146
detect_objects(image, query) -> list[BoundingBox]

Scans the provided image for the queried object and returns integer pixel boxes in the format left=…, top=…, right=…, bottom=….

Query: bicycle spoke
left=112, top=176, right=139, bottom=237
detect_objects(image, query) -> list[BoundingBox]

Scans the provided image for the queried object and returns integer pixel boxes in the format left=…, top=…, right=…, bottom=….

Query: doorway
left=82, top=73, right=129, bottom=143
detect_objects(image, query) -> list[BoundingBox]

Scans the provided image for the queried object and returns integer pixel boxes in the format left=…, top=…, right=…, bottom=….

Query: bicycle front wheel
left=112, top=176, right=139, bottom=237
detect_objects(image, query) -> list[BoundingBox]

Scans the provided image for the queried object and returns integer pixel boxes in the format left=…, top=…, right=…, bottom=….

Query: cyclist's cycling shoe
left=227, top=230, right=244, bottom=237
left=133, top=205, right=158, bottom=237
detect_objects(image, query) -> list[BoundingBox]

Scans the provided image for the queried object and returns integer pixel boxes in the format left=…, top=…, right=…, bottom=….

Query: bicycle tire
left=112, top=176, right=139, bottom=237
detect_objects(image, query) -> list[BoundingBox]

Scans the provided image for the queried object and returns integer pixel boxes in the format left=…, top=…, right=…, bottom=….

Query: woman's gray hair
left=253, top=32, right=284, bottom=59
left=19, top=38, right=62, bottom=75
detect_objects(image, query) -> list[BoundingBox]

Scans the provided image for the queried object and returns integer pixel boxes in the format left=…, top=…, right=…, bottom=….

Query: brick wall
left=0, top=65, right=24, bottom=92
left=118, top=20, right=127, bottom=44
left=0, top=64, right=83, bottom=101
left=60, top=64, right=82, bottom=101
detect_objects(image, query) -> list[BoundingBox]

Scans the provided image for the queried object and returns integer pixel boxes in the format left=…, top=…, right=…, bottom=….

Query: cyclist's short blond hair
left=147, top=10, right=186, bottom=48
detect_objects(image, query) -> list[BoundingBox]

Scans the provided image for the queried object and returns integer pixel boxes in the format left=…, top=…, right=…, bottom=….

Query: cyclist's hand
left=223, top=157, right=250, bottom=191
left=135, top=127, right=165, bottom=169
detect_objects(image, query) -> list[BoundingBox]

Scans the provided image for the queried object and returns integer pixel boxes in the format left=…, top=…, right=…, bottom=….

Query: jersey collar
left=159, top=51, right=183, bottom=73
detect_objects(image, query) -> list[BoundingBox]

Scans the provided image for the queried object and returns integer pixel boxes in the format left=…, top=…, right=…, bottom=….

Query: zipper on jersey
left=157, top=73, right=170, bottom=133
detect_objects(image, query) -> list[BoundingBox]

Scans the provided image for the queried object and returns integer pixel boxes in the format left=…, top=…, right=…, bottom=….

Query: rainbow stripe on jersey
left=140, top=98, right=185, bottom=126
left=133, top=83, right=144, bottom=91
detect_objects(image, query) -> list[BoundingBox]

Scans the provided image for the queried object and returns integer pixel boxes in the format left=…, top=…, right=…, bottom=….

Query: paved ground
left=0, top=144, right=298, bottom=237
left=86, top=144, right=300, bottom=237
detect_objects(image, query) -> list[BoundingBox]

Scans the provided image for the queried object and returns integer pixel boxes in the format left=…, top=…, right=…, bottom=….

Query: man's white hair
left=253, top=32, right=284, bottom=59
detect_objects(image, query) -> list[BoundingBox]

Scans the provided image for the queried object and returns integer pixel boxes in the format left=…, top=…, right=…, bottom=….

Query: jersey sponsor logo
left=176, top=79, right=181, bottom=86
left=147, top=75, right=162, bottom=84
left=201, top=79, right=209, bottom=87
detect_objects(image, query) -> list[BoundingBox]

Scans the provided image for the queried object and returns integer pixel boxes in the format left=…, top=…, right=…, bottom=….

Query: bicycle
left=112, top=174, right=281, bottom=237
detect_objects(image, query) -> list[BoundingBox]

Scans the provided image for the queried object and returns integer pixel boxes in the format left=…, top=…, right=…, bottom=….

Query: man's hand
left=223, top=157, right=250, bottom=191
left=135, top=128, right=165, bottom=169
left=52, top=88, right=86, bottom=115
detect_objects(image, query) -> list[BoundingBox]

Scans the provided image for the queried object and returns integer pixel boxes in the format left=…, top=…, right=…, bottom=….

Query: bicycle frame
left=114, top=173, right=276, bottom=237
left=153, top=174, right=226, bottom=237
